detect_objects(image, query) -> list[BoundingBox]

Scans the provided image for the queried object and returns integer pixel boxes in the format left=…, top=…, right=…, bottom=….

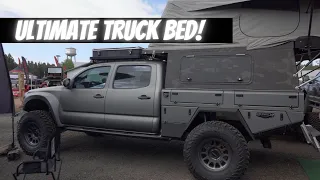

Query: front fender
left=24, top=92, right=63, bottom=127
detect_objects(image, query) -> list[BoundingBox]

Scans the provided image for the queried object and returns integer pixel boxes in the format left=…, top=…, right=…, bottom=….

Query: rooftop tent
left=146, top=0, right=320, bottom=90
left=149, top=0, right=320, bottom=50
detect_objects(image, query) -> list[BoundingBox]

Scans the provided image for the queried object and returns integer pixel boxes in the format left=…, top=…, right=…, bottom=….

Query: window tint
left=73, top=66, right=110, bottom=89
left=113, top=65, right=151, bottom=89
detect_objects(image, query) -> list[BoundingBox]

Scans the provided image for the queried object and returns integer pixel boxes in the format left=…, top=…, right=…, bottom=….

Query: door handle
left=93, top=94, right=104, bottom=98
left=138, top=95, right=151, bottom=100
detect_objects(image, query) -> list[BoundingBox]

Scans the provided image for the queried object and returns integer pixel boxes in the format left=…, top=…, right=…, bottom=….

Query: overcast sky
left=1, top=0, right=167, bottom=64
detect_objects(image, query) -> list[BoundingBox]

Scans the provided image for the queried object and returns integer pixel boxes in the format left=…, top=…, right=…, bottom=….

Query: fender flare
left=23, top=94, right=63, bottom=127
left=184, top=108, right=255, bottom=140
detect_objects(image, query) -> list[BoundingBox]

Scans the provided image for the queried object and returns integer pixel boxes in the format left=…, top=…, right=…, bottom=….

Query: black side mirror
left=63, top=78, right=71, bottom=88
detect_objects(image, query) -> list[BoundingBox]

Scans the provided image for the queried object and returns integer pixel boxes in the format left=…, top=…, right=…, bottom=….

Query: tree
left=4, top=52, right=60, bottom=78
left=5, top=53, right=17, bottom=71
left=62, top=59, right=74, bottom=70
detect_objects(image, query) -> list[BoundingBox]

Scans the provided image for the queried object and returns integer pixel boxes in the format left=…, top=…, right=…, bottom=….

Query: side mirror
left=63, top=78, right=71, bottom=88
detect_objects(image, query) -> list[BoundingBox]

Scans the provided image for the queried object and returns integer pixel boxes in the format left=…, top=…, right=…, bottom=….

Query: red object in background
left=24, top=84, right=30, bottom=92
left=18, top=57, right=21, bottom=66
left=12, top=87, right=29, bottom=97
left=10, top=66, right=24, bottom=73
left=54, top=56, right=60, bottom=67
left=12, top=88, right=19, bottom=97
left=39, top=81, right=48, bottom=88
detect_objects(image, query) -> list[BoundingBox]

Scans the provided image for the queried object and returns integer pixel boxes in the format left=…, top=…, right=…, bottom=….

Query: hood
left=27, top=86, right=64, bottom=93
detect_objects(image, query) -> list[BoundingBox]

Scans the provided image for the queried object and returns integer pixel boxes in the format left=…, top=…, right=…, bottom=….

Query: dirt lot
left=1, top=115, right=320, bottom=180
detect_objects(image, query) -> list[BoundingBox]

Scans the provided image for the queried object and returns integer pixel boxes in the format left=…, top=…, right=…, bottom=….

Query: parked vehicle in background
left=40, top=67, right=63, bottom=88
left=27, top=79, right=43, bottom=89
left=39, top=80, right=48, bottom=88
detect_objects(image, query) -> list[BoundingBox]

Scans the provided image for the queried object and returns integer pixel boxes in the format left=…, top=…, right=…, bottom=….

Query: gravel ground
left=1, top=115, right=320, bottom=180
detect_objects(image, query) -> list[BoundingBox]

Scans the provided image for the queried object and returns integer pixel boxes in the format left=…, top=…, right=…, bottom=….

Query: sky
left=1, top=0, right=167, bottom=64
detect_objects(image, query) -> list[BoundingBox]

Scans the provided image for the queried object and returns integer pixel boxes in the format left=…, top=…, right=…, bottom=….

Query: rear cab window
left=113, top=65, right=152, bottom=89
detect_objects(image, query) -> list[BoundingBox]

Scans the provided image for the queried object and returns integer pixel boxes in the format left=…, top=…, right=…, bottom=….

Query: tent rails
left=296, top=50, right=320, bottom=74
left=295, top=50, right=320, bottom=89
left=294, top=0, right=320, bottom=89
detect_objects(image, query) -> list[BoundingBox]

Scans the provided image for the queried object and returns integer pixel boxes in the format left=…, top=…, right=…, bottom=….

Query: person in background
left=39, top=80, right=49, bottom=88
left=24, top=83, right=30, bottom=92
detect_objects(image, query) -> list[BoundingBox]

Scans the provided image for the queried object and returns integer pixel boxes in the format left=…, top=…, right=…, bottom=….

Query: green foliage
left=5, top=53, right=17, bottom=71
left=300, top=65, right=320, bottom=70
left=5, top=53, right=55, bottom=78
left=62, top=58, right=74, bottom=70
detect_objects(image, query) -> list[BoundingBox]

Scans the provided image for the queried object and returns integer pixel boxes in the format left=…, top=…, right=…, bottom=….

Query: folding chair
left=13, top=130, right=62, bottom=180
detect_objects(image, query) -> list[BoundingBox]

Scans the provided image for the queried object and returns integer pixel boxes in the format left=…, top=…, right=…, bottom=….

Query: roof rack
left=89, top=47, right=168, bottom=63
left=90, top=47, right=144, bottom=61
left=92, top=47, right=143, bottom=51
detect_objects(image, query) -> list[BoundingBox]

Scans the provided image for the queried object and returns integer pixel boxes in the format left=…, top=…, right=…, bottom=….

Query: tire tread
left=183, top=121, right=250, bottom=180
left=17, top=110, right=56, bottom=156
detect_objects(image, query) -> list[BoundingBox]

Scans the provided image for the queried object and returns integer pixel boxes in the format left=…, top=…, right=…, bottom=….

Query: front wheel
left=183, top=121, right=250, bottom=180
left=17, top=110, right=56, bottom=156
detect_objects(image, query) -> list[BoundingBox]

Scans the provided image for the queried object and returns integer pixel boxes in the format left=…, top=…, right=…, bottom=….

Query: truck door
left=104, top=63, right=158, bottom=133
left=60, top=66, right=112, bottom=128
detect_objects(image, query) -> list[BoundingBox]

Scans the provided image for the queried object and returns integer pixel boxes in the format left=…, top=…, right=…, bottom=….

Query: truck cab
left=59, top=61, right=163, bottom=134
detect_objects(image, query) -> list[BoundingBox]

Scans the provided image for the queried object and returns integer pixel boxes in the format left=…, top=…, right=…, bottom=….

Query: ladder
left=301, top=122, right=320, bottom=152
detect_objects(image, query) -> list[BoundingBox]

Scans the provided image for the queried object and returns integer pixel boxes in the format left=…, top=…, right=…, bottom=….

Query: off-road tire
left=305, top=112, right=320, bottom=131
left=183, top=121, right=250, bottom=180
left=85, top=132, right=104, bottom=137
left=17, top=110, right=56, bottom=156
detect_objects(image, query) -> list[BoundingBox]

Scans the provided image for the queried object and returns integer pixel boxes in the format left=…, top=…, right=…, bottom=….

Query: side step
left=66, top=126, right=171, bottom=141
left=301, top=123, right=320, bottom=152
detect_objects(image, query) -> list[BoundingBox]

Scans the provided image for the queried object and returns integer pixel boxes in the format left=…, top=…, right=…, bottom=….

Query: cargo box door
left=170, top=90, right=223, bottom=104
left=180, top=55, right=253, bottom=84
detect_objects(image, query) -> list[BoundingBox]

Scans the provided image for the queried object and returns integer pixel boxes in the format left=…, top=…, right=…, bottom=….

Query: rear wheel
left=183, top=121, right=250, bottom=180
left=17, top=110, right=56, bottom=156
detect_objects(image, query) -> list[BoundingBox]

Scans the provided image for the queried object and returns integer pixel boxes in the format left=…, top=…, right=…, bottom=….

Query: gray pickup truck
left=19, top=47, right=320, bottom=180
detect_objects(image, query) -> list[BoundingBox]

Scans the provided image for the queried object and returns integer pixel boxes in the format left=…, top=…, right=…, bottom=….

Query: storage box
left=90, top=47, right=143, bottom=61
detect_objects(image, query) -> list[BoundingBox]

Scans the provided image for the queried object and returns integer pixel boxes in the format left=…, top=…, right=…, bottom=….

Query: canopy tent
left=10, top=66, right=37, bottom=79
left=9, top=66, right=24, bottom=73
left=149, top=0, right=320, bottom=50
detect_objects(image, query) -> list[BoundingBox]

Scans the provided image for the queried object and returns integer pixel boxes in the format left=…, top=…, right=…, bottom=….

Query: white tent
left=150, top=0, right=320, bottom=50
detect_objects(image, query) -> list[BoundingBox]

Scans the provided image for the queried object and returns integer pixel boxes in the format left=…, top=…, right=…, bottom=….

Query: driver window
left=73, top=66, right=111, bottom=89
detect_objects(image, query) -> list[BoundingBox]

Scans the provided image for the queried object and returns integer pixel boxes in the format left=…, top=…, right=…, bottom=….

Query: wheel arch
left=23, top=93, right=63, bottom=127
left=182, top=109, right=255, bottom=141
